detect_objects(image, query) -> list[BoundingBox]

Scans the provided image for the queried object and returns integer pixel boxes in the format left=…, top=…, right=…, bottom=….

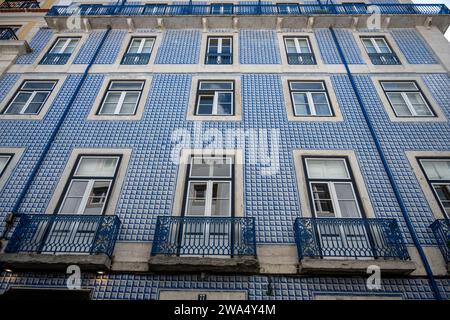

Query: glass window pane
left=109, top=81, right=144, bottom=91
left=381, top=81, right=418, bottom=91
left=405, top=93, right=432, bottom=116
left=433, top=184, right=450, bottom=216
left=211, top=199, right=230, bottom=216
left=22, top=81, right=55, bottom=91
left=375, top=38, right=390, bottom=53
left=191, top=158, right=231, bottom=177
left=199, top=82, right=233, bottom=91
left=311, top=183, right=335, bottom=217
left=84, top=180, right=110, bottom=214
left=212, top=182, right=230, bottom=199
left=306, top=159, right=349, bottom=179
left=0, top=156, right=10, bottom=174
left=290, top=82, right=324, bottom=91
left=100, top=92, right=121, bottom=114
left=197, top=96, right=214, bottom=114
left=421, top=160, right=450, bottom=180
left=292, top=92, right=310, bottom=116
left=386, top=92, right=411, bottom=116
left=189, top=182, right=207, bottom=198
left=23, top=102, right=44, bottom=114
left=75, top=157, right=118, bottom=177
left=285, top=39, right=297, bottom=53
left=217, top=92, right=232, bottom=115
left=59, top=180, right=89, bottom=213
left=362, top=39, right=376, bottom=53
left=5, top=92, right=31, bottom=114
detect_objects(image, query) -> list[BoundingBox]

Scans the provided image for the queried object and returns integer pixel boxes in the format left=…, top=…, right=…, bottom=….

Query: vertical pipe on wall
left=328, top=27, right=442, bottom=300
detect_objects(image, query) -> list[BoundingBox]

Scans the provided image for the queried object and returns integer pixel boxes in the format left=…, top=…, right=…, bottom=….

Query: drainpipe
left=328, top=27, right=442, bottom=300
left=1, top=27, right=112, bottom=240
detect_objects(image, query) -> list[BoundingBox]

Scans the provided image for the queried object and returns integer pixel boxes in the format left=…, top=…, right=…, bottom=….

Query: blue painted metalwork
left=367, top=52, right=400, bottom=65
left=205, top=53, right=232, bottom=65
left=46, top=3, right=450, bottom=17
left=0, top=28, right=18, bottom=40
left=151, top=216, right=256, bottom=257
left=0, top=0, right=39, bottom=9
left=287, top=53, right=315, bottom=65
left=121, top=53, right=151, bottom=65
left=5, top=214, right=121, bottom=257
left=294, top=217, right=409, bottom=259
left=39, top=52, right=71, bottom=65
left=329, top=27, right=443, bottom=300
left=430, top=219, right=450, bottom=264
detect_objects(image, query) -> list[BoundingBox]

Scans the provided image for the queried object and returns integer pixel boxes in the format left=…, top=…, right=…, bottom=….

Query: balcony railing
left=294, top=217, right=410, bottom=260
left=368, top=53, right=401, bottom=65
left=121, top=53, right=151, bottom=65
left=0, top=28, right=18, bottom=40
left=39, top=52, right=71, bottom=65
left=430, top=219, right=450, bottom=264
left=47, top=4, right=450, bottom=17
left=151, top=216, right=256, bottom=257
left=0, top=0, right=39, bottom=9
left=205, top=53, right=232, bottom=65
left=5, top=214, right=121, bottom=257
left=287, top=53, right=316, bottom=65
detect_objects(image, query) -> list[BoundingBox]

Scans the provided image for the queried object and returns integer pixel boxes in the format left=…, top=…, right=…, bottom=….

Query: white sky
left=412, top=0, right=450, bottom=41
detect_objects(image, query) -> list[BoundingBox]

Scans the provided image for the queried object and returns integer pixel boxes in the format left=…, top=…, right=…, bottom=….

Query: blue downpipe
left=8, top=27, right=112, bottom=218
left=329, top=27, right=442, bottom=300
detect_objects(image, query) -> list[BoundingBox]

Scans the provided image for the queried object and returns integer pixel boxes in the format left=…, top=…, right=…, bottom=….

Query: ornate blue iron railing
left=5, top=214, right=121, bottom=257
left=287, top=53, right=316, bottom=65
left=0, top=0, right=39, bottom=9
left=430, top=219, right=450, bottom=264
left=368, top=53, right=401, bottom=65
left=294, top=217, right=410, bottom=260
left=0, top=28, right=18, bottom=40
left=47, top=4, right=450, bottom=17
left=206, top=53, right=232, bottom=65
left=121, top=53, right=151, bottom=65
left=151, top=216, right=256, bottom=257
left=40, top=52, right=71, bottom=65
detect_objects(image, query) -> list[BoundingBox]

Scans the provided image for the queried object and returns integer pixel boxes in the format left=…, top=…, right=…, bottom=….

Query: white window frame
left=381, top=81, right=434, bottom=117
left=195, top=81, right=234, bottom=116
left=289, top=81, right=333, bottom=116
left=284, top=37, right=313, bottom=54
left=98, top=80, right=144, bottom=116
left=126, top=37, right=155, bottom=54
left=2, top=80, right=57, bottom=115
left=49, top=37, right=80, bottom=54
left=206, top=37, right=232, bottom=55
left=0, top=154, right=12, bottom=178
left=362, top=37, right=393, bottom=54
left=185, top=180, right=232, bottom=218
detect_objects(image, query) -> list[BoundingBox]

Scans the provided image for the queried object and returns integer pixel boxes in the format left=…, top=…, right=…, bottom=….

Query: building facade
left=0, top=0, right=449, bottom=300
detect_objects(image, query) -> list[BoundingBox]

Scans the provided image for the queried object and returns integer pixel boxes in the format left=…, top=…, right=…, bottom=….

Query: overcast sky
left=412, top=0, right=450, bottom=41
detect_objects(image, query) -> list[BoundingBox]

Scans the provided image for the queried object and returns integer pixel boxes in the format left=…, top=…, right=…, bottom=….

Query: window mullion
left=20, top=91, right=36, bottom=114
left=205, top=180, right=213, bottom=217
left=217, top=38, right=222, bottom=54
left=329, top=182, right=341, bottom=218
left=59, top=39, right=71, bottom=54
left=294, top=38, right=301, bottom=54
left=137, top=39, right=145, bottom=54
left=212, top=92, right=219, bottom=115
left=371, top=38, right=381, bottom=54
left=307, top=92, right=316, bottom=115
left=76, top=179, right=94, bottom=215
left=115, top=91, right=127, bottom=114
left=402, top=92, right=417, bottom=116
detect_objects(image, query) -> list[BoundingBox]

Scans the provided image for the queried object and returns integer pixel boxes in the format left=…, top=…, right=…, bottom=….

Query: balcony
left=294, top=217, right=415, bottom=275
left=121, top=53, right=151, bottom=65
left=0, top=28, right=18, bottom=40
left=39, top=52, right=71, bottom=65
left=430, top=219, right=450, bottom=271
left=368, top=53, right=401, bottom=65
left=45, top=4, right=450, bottom=32
left=205, top=53, right=232, bottom=65
left=0, top=214, right=121, bottom=271
left=287, top=53, right=316, bottom=65
left=0, top=27, right=30, bottom=59
left=0, top=0, right=39, bottom=9
left=149, top=216, right=258, bottom=273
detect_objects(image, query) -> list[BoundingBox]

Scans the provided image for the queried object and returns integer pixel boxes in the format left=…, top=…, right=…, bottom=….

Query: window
left=277, top=3, right=300, bottom=14
left=284, top=37, right=315, bottom=65
left=121, top=37, right=155, bottom=65
left=97, top=80, right=145, bottom=115
left=210, top=3, right=233, bottom=14
left=2, top=80, right=57, bottom=115
left=361, top=37, right=400, bottom=65
left=195, top=81, right=234, bottom=116
left=183, top=156, right=233, bottom=217
left=304, top=157, right=363, bottom=218
left=40, top=37, right=80, bottom=64
left=289, top=81, right=333, bottom=116
left=205, top=37, right=232, bottom=65
left=58, top=156, right=121, bottom=215
left=0, top=26, right=20, bottom=40
left=419, top=158, right=450, bottom=218
left=0, top=154, right=12, bottom=178
left=380, top=81, right=434, bottom=117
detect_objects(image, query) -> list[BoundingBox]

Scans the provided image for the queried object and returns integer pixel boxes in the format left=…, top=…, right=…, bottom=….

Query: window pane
left=59, top=180, right=89, bottom=214
left=374, top=38, right=390, bottom=53
left=421, top=160, right=450, bottom=180
left=290, top=82, right=324, bottom=91
left=211, top=199, right=230, bottom=216
left=191, top=158, right=231, bottom=177
left=187, top=182, right=207, bottom=216
left=84, top=180, right=110, bottom=214
left=362, top=39, right=376, bottom=54
left=312, top=93, right=331, bottom=116
left=75, top=157, right=118, bottom=177
left=141, top=39, right=154, bottom=53
left=199, top=82, right=233, bottom=91
left=298, top=39, right=310, bottom=53
left=306, top=159, right=349, bottom=179
left=381, top=81, right=418, bottom=91
left=311, top=183, right=335, bottom=217
left=100, top=92, right=121, bottom=114
left=292, top=93, right=310, bottom=116
left=334, top=183, right=360, bottom=218
left=387, top=92, right=411, bottom=116
left=22, top=81, right=55, bottom=91
left=119, top=92, right=140, bottom=114
left=285, top=39, right=297, bottom=53
left=0, top=156, right=11, bottom=174
left=64, top=39, right=79, bottom=54
left=212, top=182, right=230, bottom=198
left=211, top=182, right=230, bottom=216
left=109, top=81, right=144, bottom=91
left=5, top=92, right=31, bottom=114
left=433, top=184, right=450, bottom=216
left=217, top=92, right=232, bottom=115
left=50, top=39, right=66, bottom=53
left=24, top=92, right=48, bottom=114
left=405, top=92, right=432, bottom=116
left=197, top=96, right=214, bottom=115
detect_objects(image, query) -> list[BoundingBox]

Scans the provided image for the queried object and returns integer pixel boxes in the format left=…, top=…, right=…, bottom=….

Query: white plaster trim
left=172, top=149, right=244, bottom=218
left=371, top=75, right=447, bottom=123
left=45, top=148, right=132, bottom=215
left=405, top=150, right=450, bottom=220
left=186, top=75, right=242, bottom=121
left=86, top=74, right=152, bottom=121
left=0, top=147, right=25, bottom=192
left=0, top=74, right=67, bottom=120
left=292, top=149, right=375, bottom=218
left=281, top=75, right=343, bottom=122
